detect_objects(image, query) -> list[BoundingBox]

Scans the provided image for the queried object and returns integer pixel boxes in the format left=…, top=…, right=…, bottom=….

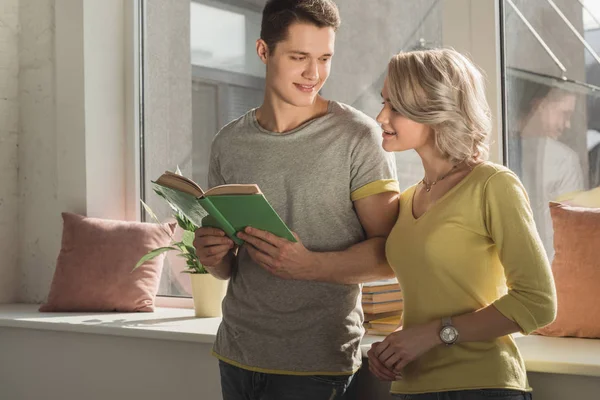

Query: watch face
left=440, top=326, right=458, bottom=343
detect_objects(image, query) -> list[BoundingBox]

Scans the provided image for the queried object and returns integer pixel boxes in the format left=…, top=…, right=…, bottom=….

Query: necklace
left=421, top=164, right=457, bottom=192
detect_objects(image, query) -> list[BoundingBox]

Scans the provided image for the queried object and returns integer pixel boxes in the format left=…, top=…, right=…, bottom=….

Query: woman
left=367, top=49, right=557, bottom=400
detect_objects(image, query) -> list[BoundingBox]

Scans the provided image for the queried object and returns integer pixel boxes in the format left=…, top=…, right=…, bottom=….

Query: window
left=142, top=0, right=443, bottom=298
left=502, top=0, right=600, bottom=260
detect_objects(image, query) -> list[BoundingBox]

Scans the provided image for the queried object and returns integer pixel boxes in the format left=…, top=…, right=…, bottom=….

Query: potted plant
left=133, top=169, right=228, bottom=318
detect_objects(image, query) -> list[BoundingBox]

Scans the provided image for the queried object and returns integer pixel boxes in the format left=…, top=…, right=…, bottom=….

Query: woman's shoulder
left=471, top=161, right=519, bottom=185
left=473, top=162, right=529, bottom=205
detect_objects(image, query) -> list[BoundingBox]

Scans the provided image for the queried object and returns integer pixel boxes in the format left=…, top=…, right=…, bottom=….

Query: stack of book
left=362, top=279, right=403, bottom=325
left=365, top=314, right=402, bottom=336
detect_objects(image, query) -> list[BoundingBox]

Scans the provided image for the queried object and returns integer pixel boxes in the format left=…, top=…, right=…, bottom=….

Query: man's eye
left=291, top=56, right=305, bottom=61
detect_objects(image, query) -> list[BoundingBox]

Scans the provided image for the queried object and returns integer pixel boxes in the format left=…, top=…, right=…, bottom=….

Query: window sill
left=0, top=303, right=218, bottom=344
left=1, top=304, right=599, bottom=378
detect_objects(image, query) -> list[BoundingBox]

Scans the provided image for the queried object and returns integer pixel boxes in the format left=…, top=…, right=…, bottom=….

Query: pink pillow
left=535, top=203, right=600, bottom=338
left=39, top=213, right=175, bottom=312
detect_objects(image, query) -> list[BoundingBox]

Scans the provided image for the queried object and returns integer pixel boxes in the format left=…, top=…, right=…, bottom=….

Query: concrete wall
left=0, top=0, right=57, bottom=304
left=0, top=0, right=20, bottom=303
left=17, top=0, right=62, bottom=304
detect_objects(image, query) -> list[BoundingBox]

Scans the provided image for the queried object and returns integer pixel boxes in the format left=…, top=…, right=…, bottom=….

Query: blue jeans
left=219, top=360, right=356, bottom=400
left=392, top=389, right=532, bottom=400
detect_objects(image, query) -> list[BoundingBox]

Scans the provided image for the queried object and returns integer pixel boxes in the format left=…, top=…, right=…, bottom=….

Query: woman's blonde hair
left=387, top=48, right=491, bottom=164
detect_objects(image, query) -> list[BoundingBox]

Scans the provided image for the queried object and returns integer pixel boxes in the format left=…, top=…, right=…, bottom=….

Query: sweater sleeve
left=484, top=170, right=557, bottom=334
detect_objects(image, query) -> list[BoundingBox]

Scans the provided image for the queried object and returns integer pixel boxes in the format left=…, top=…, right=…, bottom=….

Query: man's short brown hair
left=260, top=0, right=340, bottom=53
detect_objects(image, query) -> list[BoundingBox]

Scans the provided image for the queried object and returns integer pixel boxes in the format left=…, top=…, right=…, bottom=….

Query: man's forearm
left=310, top=237, right=395, bottom=284
left=204, top=250, right=236, bottom=280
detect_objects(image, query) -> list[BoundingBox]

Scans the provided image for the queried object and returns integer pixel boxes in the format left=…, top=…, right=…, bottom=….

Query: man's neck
left=255, top=94, right=329, bottom=133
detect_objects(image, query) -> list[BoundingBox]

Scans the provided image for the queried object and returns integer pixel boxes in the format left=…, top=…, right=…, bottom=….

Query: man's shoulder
left=212, top=110, right=254, bottom=149
left=328, top=101, right=380, bottom=133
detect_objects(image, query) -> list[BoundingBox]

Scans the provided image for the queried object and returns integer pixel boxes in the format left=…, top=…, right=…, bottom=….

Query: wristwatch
left=439, top=316, right=459, bottom=345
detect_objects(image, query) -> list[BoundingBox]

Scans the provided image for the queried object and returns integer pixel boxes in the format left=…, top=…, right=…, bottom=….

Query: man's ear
left=256, top=39, right=269, bottom=64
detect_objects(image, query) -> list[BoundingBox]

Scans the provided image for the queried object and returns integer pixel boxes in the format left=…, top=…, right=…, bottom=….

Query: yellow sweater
left=385, top=162, right=556, bottom=394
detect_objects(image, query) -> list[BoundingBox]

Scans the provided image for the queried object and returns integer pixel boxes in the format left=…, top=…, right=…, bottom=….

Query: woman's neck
left=417, top=145, right=456, bottom=183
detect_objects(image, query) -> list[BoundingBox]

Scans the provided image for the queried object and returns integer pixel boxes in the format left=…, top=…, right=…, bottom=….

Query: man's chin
left=288, top=96, right=318, bottom=108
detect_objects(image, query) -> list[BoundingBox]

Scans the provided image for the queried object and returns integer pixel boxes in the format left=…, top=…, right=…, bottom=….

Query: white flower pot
left=190, top=273, right=228, bottom=318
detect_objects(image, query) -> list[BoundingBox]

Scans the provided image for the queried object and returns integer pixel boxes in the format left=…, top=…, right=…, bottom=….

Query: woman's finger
left=368, top=351, right=396, bottom=381
left=383, top=352, right=403, bottom=370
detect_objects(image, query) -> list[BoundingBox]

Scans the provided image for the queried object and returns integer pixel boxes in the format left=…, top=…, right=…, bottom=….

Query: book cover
left=362, top=300, right=404, bottom=314
left=362, top=290, right=403, bottom=303
left=362, top=282, right=401, bottom=294
left=364, top=310, right=402, bottom=323
left=152, top=171, right=296, bottom=246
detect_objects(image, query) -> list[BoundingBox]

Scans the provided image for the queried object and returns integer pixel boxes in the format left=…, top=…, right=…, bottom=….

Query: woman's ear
left=256, top=39, right=269, bottom=65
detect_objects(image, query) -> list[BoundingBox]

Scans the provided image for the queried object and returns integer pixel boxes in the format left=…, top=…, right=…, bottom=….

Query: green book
left=152, top=171, right=296, bottom=246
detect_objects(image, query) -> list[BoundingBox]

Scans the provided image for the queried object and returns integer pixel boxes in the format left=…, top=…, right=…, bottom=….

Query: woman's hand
left=367, top=341, right=399, bottom=381
left=373, top=321, right=441, bottom=374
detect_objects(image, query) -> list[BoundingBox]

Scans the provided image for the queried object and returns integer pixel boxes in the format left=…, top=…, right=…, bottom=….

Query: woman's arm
left=371, top=305, right=521, bottom=378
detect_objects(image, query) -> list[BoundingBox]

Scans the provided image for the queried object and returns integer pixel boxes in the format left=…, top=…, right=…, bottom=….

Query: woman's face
left=526, top=91, right=577, bottom=140
left=376, top=77, right=433, bottom=153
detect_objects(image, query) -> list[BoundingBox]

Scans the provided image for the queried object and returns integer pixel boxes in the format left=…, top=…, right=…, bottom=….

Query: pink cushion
left=535, top=203, right=600, bottom=338
left=39, top=213, right=175, bottom=312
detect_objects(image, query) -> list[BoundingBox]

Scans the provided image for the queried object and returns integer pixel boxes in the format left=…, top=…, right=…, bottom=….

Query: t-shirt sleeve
left=350, top=125, right=399, bottom=202
left=484, top=170, right=557, bottom=334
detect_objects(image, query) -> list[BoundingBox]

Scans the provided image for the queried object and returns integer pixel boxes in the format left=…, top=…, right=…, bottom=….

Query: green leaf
left=182, top=230, right=195, bottom=248
left=140, top=199, right=174, bottom=238
left=185, top=245, right=197, bottom=256
left=132, top=246, right=176, bottom=271
left=175, top=212, right=197, bottom=232
left=172, top=241, right=187, bottom=252
left=141, top=200, right=161, bottom=225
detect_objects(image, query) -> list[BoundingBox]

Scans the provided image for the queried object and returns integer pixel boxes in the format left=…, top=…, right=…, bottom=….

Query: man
left=193, top=1, right=399, bottom=399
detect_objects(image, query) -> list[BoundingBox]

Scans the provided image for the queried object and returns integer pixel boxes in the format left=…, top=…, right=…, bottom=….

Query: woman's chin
left=382, top=139, right=403, bottom=152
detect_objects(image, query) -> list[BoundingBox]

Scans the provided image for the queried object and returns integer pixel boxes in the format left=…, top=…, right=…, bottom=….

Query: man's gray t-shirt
left=209, top=101, right=398, bottom=375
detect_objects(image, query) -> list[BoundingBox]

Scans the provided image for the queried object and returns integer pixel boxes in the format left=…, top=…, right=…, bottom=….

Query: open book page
left=155, top=171, right=204, bottom=198
left=155, top=171, right=261, bottom=198
left=205, top=184, right=262, bottom=197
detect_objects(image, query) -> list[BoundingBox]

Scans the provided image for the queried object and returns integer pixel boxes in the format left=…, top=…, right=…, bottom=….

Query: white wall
left=0, top=327, right=222, bottom=400
left=0, top=0, right=20, bottom=303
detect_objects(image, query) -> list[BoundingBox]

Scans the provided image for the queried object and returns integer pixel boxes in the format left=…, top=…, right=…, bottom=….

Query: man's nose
left=303, top=60, right=319, bottom=81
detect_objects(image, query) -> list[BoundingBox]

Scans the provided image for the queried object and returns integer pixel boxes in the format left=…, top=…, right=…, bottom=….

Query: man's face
left=259, top=22, right=335, bottom=107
